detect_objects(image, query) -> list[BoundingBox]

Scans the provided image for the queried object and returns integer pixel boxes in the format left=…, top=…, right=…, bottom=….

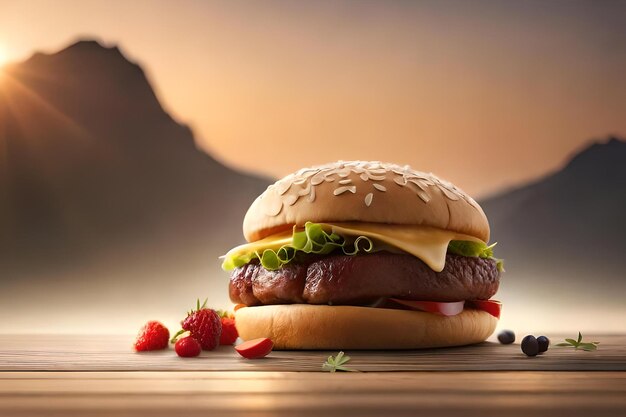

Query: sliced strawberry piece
left=235, top=338, right=273, bottom=359
left=467, top=299, right=502, bottom=319
left=389, top=299, right=465, bottom=316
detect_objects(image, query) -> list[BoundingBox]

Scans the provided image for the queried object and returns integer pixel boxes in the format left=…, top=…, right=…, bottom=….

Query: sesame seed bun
left=243, top=161, right=490, bottom=242
left=235, top=305, right=497, bottom=350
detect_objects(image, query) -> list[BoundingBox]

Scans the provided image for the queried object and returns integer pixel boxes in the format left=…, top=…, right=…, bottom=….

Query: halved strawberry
left=235, top=338, right=273, bottom=359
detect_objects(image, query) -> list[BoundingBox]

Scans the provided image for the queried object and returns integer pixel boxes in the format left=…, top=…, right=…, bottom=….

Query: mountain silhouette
left=0, top=39, right=623, bottom=332
left=0, top=40, right=270, bottom=325
left=480, top=136, right=626, bottom=311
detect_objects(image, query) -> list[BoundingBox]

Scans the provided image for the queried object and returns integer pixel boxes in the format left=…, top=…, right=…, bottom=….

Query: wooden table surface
left=1, top=334, right=625, bottom=416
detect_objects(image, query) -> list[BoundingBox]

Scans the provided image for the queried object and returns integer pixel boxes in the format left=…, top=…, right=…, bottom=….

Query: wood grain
left=1, top=335, right=625, bottom=417
left=1, top=334, right=625, bottom=372
left=1, top=371, right=625, bottom=417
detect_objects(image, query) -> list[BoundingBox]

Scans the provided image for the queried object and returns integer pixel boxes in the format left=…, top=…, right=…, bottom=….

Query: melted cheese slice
left=327, top=223, right=483, bottom=272
left=224, top=223, right=483, bottom=272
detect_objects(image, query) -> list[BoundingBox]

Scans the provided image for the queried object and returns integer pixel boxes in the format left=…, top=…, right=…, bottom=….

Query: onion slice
left=388, top=298, right=502, bottom=318
left=388, top=298, right=465, bottom=316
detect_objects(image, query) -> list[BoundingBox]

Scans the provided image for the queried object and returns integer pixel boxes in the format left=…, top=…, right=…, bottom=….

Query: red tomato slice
left=389, top=299, right=465, bottom=316
left=466, top=299, right=502, bottom=319
left=235, top=338, right=274, bottom=359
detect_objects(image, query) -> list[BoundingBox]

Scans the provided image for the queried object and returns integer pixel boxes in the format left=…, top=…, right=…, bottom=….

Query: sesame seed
left=333, top=186, right=357, bottom=195
left=417, top=191, right=431, bottom=203
left=308, top=186, right=316, bottom=202
left=276, top=181, right=292, bottom=195
left=284, top=194, right=299, bottom=206
left=393, top=176, right=407, bottom=186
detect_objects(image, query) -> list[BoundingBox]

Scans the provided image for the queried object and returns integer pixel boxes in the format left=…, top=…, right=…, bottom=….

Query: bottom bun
left=235, top=304, right=497, bottom=350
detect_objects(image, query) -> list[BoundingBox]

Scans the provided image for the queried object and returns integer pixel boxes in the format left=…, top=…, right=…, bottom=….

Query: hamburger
left=222, top=161, right=503, bottom=349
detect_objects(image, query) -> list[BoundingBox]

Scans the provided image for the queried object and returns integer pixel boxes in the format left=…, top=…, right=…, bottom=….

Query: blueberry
left=537, top=336, right=550, bottom=353
left=521, top=335, right=539, bottom=357
left=497, top=330, right=515, bottom=344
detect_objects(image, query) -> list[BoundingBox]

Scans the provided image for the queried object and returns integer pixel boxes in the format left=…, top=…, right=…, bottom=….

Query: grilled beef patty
left=229, top=252, right=500, bottom=306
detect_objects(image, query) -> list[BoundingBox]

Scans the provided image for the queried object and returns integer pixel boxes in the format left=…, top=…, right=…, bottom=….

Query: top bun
left=243, top=161, right=490, bottom=242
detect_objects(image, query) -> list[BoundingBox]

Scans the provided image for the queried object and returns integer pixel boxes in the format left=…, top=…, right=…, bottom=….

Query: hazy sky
left=1, top=0, right=625, bottom=196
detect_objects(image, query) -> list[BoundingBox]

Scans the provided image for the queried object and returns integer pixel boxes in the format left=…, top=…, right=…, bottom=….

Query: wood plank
left=2, top=371, right=626, bottom=393
left=1, top=334, right=624, bottom=372
left=0, top=371, right=625, bottom=417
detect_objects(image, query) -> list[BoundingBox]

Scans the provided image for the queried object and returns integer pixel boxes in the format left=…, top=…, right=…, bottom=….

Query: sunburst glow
left=0, top=43, right=7, bottom=67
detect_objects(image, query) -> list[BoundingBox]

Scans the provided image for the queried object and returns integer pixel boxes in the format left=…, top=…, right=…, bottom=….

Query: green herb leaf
left=322, top=351, right=358, bottom=372
left=322, top=363, right=336, bottom=372
left=578, top=343, right=598, bottom=351
left=557, top=332, right=599, bottom=351
left=334, top=351, right=352, bottom=366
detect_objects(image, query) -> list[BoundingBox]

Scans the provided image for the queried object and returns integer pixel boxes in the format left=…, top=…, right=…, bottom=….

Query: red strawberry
left=175, top=336, right=202, bottom=357
left=219, top=316, right=238, bottom=345
left=235, top=338, right=273, bottom=359
left=134, top=321, right=170, bottom=351
left=172, top=299, right=222, bottom=350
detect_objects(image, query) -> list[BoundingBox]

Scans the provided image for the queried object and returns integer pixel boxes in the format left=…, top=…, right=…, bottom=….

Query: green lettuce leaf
left=447, top=240, right=495, bottom=258
left=222, top=222, right=375, bottom=271
left=448, top=240, right=504, bottom=272
left=222, top=222, right=503, bottom=272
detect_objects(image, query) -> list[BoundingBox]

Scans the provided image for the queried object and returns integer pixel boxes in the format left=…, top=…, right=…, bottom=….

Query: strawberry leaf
left=216, top=310, right=234, bottom=319
left=170, top=329, right=187, bottom=344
